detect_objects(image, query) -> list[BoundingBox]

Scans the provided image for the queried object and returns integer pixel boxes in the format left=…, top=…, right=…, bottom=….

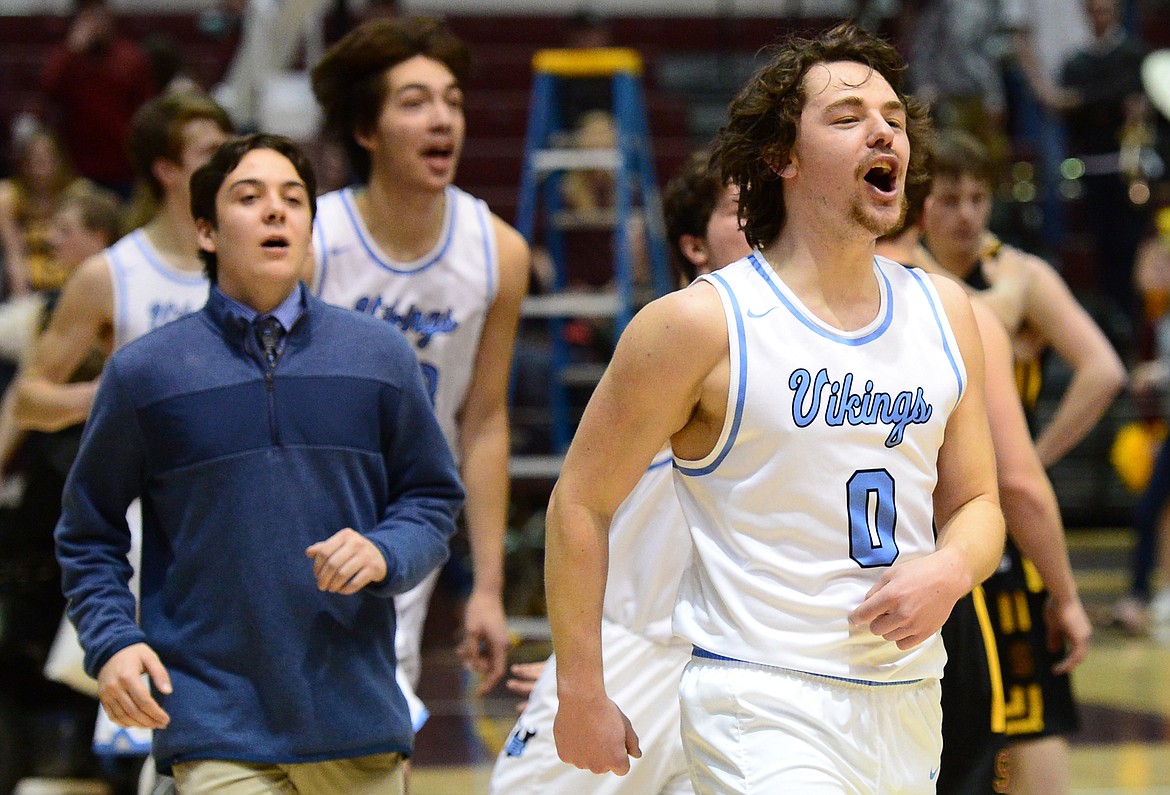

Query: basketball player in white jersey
left=489, top=151, right=750, bottom=795
left=13, top=92, right=232, bottom=432
left=545, top=24, right=1005, bottom=794
left=310, top=16, right=528, bottom=703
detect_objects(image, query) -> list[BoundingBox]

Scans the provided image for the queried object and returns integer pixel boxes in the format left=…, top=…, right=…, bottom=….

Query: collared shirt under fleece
left=55, top=283, right=464, bottom=770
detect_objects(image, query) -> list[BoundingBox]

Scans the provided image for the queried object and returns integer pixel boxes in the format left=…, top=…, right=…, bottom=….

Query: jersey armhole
left=674, top=272, right=746, bottom=477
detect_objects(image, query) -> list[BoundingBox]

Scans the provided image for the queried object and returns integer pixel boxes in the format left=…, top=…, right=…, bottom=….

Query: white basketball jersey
left=312, top=185, right=498, bottom=455
left=672, top=253, right=966, bottom=683
left=107, top=229, right=209, bottom=350
left=603, top=448, right=693, bottom=647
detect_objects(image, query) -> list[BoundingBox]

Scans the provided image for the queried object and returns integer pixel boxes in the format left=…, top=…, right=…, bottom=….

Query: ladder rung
left=509, top=454, right=564, bottom=479
left=531, top=147, right=621, bottom=173
left=550, top=208, right=631, bottom=230
left=522, top=292, right=620, bottom=318
left=559, top=363, right=607, bottom=386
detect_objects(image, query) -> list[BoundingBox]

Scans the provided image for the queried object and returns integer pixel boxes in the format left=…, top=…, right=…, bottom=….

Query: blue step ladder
left=512, top=47, right=672, bottom=476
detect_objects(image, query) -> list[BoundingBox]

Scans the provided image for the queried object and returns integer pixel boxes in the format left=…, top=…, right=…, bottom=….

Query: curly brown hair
left=711, top=22, right=931, bottom=249
left=311, top=15, right=471, bottom=183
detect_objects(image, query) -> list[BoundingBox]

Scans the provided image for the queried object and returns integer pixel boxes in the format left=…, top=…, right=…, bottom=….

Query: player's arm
left=1020, top=254, right=1126, bottom=466
left=455, top=216, right=528, bottom=695
left=547, top=282, right=726, bottom=775
left=0, top=181, right=30, bottom=297
left=12, top=254, right=112, bottom=432
left=852, top=277, right=1005, bottom=649
left=972, top=298, right=1091, bottom=673
left=0, top=386, right=24, bottom=478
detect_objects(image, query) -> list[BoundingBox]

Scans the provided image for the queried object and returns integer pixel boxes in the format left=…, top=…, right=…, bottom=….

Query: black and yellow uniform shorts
left=939, top=585, right=1008, bottom=795
left=983, top=538, right=1081, bottom=740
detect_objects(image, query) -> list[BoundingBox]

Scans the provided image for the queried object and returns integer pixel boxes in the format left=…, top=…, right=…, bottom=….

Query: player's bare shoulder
left=490, top=215, right=531, bottom=280
left=56, top=251, right=116, bottom=330
left=634, top=278, right=727, bottom=355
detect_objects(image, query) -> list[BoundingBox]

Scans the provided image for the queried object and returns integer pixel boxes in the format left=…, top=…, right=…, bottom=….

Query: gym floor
left=409, top=528, right=1170, bottom=794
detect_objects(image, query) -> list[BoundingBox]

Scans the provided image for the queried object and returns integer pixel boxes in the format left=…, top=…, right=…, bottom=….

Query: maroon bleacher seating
left=0, top=12, right=792, bottom=222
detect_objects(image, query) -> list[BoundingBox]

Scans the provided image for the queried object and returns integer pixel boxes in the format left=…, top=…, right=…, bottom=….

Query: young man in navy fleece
left=54, top=133, right=464, bottom=795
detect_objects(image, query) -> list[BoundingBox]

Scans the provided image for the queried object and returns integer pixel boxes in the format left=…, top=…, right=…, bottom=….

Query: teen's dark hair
left=190, top=133, right=318, bottom=284
left=712, top=22, right=931, bottom=249
left=663, top=150, right=729, bottom=284
left=929, top=129, right=995, bottom=187
left=311, top=15, right=471, bottom=182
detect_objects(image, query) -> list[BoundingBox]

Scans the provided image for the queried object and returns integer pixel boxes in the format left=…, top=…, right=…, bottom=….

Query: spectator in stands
left=903, top=0, right=1012, bottom=174
left=142, top=33, right=203, bottom=95
left=0, top=128, right=92, bottom=298
left=1060, top=0, right=1151, bottom=351
left=556, top=10, right=619, bottom=217
left=210, top=0, right=330, bottom=134
left=1113, top=206, right=1170, bottom=634
left=1003, top=0, right=1092, bottom=258
left=39, top=0, right=157, bottom=197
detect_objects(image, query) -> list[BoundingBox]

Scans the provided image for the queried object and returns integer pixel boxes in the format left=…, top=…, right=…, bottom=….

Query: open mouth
left=864, top=161, right=896, bottom=193
left=422, top=144, right=455, bottom=165
left=261, top=235, right=289, bottom=252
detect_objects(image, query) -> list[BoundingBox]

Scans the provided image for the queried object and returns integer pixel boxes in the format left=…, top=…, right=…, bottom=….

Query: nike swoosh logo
left=929, top=768, right=939, bottom=780
left=746, top=306, right=780, bottom=319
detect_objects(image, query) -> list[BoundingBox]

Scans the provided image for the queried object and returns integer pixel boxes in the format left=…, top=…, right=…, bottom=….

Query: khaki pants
left=172, top=752, right=405, bottom=794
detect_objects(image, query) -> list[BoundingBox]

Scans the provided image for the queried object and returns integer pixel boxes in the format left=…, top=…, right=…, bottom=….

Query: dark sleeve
left=363, top=343, right=464, bottom=597
left=54, top=361, right=147, bottom=677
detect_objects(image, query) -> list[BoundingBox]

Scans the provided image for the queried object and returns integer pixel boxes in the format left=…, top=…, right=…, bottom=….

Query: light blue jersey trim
left=109, top=245, right=130, bottom=343
left=646, top=450, right=673, bottom=473
left=474, top=198, right=496, bottom=305
left=905, top=267, right=966, bottom=400
left=130, top=231, right=204, bottom=285
left=747, top=253, right=894, bottom=345
left=340, top=187, right=457, bottom=275
left=676, top=271, right=746, bottom=477
left=312, top=216, right=330, bottom=297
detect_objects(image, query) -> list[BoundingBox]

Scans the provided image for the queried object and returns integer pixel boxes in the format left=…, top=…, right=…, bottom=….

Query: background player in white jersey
left=545, top=23, right=1005, bottom=793
left=489, top=150, right=750, bottom=795
left=310, top=16, right=528, bottom=701
left=12, top=91, right=232, bottom=433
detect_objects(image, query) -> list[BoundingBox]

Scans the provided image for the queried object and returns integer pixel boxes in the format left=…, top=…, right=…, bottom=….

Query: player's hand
left=553, top=692, right=641, bottom=775
left=457, top=588, right=509, bottom=695
left=1045, top=594, right=1092, bottom=675
left=97, top=643, right=172, bottom=730
left=849, top=553, right=965, bottom=649
left=306, top=528, right=387, bottom=594
left=506, top=661, right=547, bottom=713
